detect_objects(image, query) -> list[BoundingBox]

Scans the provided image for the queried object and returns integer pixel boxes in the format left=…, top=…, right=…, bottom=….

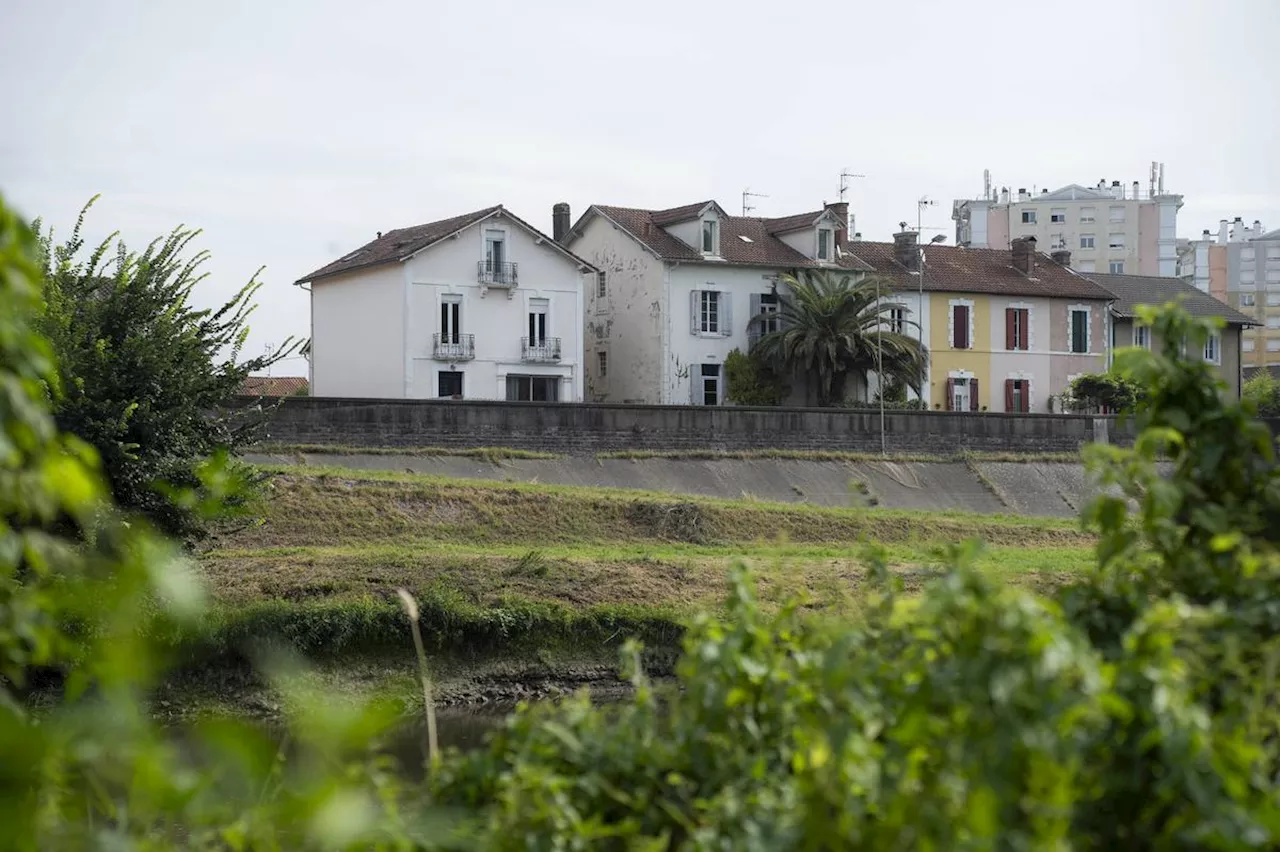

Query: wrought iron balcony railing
left=477, top=260, right=518, bottom=287
left=521, top=336, right=561, bottom=362
left=433, top=333, right=475, bottom=360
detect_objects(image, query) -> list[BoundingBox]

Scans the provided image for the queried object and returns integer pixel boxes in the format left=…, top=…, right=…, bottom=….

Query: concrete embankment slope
left=246, top=452, right=1111, bottom=518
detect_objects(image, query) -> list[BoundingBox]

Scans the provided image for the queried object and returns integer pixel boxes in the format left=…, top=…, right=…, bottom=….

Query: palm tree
left=749, top=270, right=928, bottom=407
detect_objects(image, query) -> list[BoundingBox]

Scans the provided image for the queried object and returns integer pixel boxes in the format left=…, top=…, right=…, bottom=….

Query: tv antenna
left=839, top=168, right=866, bottom=202
left=742, top=187, right=768, bottom=216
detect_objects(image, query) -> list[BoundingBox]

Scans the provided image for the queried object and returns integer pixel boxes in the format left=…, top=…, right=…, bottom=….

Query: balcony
left=433, top=333, right=474, bottom=361
left=477, top=260, right=518, bottom=287
left=521, top=336, right=561, bottom=363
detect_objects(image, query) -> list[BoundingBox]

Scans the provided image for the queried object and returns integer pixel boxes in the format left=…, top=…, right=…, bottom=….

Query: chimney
left=893, top=230, right=920, bottom=269
left=1231, top=216, right=1244, bottom=243
left=1111, top=180, right=1123, bottom=200
left=1000, top=187, right=1009, bottom=204
left=824, top=201, right=850, bottom=244
left=552, top=202, right=571, bottom=242
left=1218, top=219, right=1229, bottom=244
left=1017, top=187, right=1028, bottom=201
left=376, top=231, right=382, bottom=239
left=851, top=232, right=863, bottom=242
left=1050, top=248, right=1072, bottom=266
left=1254, top=219, right=1264, bottom=236
left=1133, top=181, right=1140, bottom=200
left=1011, top=235, right=1038, bottom=274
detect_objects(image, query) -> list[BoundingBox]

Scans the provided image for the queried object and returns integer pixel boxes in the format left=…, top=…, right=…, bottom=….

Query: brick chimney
left=1050, top=248, right=1071, bottom=266
left=893, top=230, right=919, bottom=270
left=824, top=201, right=849, bottom=245
left=552, top=202, right=571, bottom=242
left=1011, top=236, right=1037, bottom=274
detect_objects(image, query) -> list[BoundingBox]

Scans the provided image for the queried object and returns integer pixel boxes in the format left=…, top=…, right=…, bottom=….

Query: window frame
left=1108, top=206, right=1126, bottom=223
left=1133, top=325, right=1150, bottom=349
left=437, top=370, right=463, bottom=398
left=700, top=290, right=720, bottom=334
left=1020, top=210, right=1037, bottom=224
left=701, top=219, right=719, bottom=255
left=596, top=271, right=607, bottom=299
left=1109, top=261, right=1125, bottom=274
left=1079, top=207, right=1096, bottom=224
left=597, top=350, right=608, bottom=377
left=1203, top=332, right=1221, bottom=364
left=1241, top=293, right=1257, bottom=306
left=949, top=300, right=974, bottom=350
left=817, top=228, right=832, bottom=260
left=1068, top=306, right=1090, bottom=354
left=1079, top=234, right=1095, bottom=249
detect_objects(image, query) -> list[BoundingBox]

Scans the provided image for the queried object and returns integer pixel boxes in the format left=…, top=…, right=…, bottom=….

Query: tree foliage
left=1064, top=370, right=1146, bottom=414
left=724, top=347, right=787, bottom=406
left=1244, top=369, right=1280, bottom=417
left=35, top=197, right=296, bottom=541
left=749, top=270, right=928, bottom=407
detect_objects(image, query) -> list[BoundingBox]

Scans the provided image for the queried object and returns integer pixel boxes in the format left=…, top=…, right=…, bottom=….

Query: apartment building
left=1178, top=217, right=1280, bottom=368
left=952, top=166, right=1182, bottom=278
left=296, top=205, right=594, bottom=401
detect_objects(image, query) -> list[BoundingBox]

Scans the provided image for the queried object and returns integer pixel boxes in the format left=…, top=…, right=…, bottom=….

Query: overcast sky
left=4, top=0, right=1278, bottom=377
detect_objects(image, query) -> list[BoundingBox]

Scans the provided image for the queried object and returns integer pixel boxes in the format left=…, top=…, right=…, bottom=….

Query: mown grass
left=184, top=468, right=1096, bottom=683
left=593, top=449, right=1084, bottom=463
left=238, top=467, right=1087, bottom=553
left=254, top=444, right=561, bottom=461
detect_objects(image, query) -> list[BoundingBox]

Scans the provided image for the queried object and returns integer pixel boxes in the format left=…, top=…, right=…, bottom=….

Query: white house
left=556, top=199, right=870, bottom=405
left=297, top=206, right=595, bottom=401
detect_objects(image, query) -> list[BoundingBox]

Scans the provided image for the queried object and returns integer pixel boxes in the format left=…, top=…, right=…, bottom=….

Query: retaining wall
left=243, top=397, right=1143, bottom=456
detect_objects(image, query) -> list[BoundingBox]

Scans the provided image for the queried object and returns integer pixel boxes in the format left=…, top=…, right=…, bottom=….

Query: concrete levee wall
left=243, top=397, right=1153, bottom=456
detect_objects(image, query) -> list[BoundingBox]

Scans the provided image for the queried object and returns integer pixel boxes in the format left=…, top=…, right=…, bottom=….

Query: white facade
left=308, top=210, right=591, bottom=401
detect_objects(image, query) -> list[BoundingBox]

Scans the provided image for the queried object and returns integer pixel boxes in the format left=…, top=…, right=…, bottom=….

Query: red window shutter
left=1005, top=309, right=1015, bottom=350
left=945, top=377, right=955, bottom=411
left=1004, top=379, right=1014, bottom=412
left=969, top=378, right=980, bottom=411
left=1018, top=309, right=1030, bottom=350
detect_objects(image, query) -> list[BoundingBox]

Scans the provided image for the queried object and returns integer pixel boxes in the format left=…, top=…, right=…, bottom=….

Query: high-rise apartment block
left=1179, top=217, right=1279, bottom=368
left=953, top=164, right=1182, bottom=278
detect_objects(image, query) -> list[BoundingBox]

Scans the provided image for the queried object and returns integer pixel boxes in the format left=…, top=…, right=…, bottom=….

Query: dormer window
left=701, top=219, right=719, bottom=255
left=817, top=228, right=832, bottom=261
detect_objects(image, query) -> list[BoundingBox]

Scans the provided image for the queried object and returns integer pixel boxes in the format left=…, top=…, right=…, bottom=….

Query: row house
left=557, top=198, right=869, bottom=405
left=854, top=234, right=1113, bottom=412
left=296, top=206, right=595, bottom=402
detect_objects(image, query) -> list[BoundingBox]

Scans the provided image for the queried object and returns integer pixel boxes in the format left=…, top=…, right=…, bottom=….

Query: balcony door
left=528, top=298, right=548, bottom=345
left=485, top=229, right=505, bottom=273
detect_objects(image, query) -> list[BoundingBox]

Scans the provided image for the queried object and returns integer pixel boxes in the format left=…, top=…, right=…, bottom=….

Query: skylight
left=338, top=249, right=366, bottom=262
left=738, top=235, right=754, bottom=243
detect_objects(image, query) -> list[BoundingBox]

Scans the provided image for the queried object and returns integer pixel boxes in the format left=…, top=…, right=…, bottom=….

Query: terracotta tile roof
left=1085, top=272, right=1257, bottom=325
left=240, top=375, right=308, bottom=397
left=844, top=241, right=1114, bottom=300
left=297, top=205, right=595, bottom=284
left=587, top=204, right=872, bottom=271
left=763, top=210, right=826, bottom=234
left=297, top=206, right=501, bottom=283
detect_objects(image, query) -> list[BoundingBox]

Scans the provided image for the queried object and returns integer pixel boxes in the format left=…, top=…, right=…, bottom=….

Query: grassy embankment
left=169, top=464, right=1098, bottom=711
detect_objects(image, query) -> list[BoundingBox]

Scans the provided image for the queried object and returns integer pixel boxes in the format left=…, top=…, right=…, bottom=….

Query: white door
left=952, top=378, right=969, bottom=412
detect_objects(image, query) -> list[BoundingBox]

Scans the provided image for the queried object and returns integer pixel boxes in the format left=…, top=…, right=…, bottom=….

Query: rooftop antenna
left=839, top=168, right=866, bottom=202
left=983, top=169, right=992, bottom=201
left=742, top=187, right=769, bottom=216
left=1149, top=161, right=1158, bottom=197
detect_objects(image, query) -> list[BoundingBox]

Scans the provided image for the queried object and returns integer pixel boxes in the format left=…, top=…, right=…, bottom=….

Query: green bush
left=1063, top=371, right=1146, bottom=413
left=35, top=198, right=298, bottom=542
left=1244, top=369, right=1280, bottom=417
left=724, top=347, right=787, bottom=405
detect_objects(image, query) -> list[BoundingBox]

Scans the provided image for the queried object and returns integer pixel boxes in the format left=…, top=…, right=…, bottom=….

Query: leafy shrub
left=1063, top=371, right=1146, bottom=413
left=35, top=198, right=298, bottom=541
left=1244, top=369, right=1280, bottom=417
left=724, top=347, right=787, bottom=405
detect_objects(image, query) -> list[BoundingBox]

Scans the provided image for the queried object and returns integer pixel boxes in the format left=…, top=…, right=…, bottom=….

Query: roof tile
left=1084, top=272, right=1256, bottom=325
